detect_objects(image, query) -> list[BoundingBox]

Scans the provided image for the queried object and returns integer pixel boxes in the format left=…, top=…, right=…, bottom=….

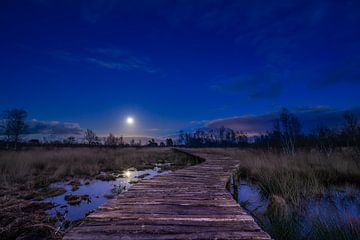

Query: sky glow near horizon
left=1, top=0, right=360, bottom=137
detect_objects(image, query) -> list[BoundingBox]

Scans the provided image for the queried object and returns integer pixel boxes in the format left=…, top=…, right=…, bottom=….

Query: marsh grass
left=201, top=148, right=360, bottom=205
left=201, top=148, right=360, bottom=240
left=0, top=147, right=192, bottom=189
left=308, top=219, right=360, bottom=240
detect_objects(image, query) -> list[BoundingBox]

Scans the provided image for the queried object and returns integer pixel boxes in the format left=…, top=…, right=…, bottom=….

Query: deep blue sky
left=1, top=0, right=360, bottom=136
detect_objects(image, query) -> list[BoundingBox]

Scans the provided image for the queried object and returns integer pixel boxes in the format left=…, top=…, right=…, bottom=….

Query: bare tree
left=314, top=125, right=335, bottom=157
left=3, top=109, right=27, bottom=150
left=84, top=129, right=97, bottom=145
left=343, top=111, right=358, bottom=147
left=147, top=138, right=158, bottom=147
left=166, top=138, right=174, bottom=147
left=64, top=136, right=76, bottom=145
left=119, top=135, right=124, bottom=146
left=219, top=126, right=226, bottom=143
left=105, top=133, right=118, bottom=147
left=178, top=130, right=185, bottom=145
left=343, top=111, right=360, bottom=160
left=276, top=108, right=301, bottom=155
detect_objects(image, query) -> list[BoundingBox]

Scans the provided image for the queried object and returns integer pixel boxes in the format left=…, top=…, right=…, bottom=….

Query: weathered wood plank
left=64, top=149, right=271, bottom=240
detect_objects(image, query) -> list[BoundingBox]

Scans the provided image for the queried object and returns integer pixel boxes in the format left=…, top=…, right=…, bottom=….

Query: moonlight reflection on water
left=42, top=166, right=171, bottom=226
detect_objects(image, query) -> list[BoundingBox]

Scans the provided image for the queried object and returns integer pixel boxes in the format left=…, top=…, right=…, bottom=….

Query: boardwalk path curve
left=64, top=149, right=271, bottom=240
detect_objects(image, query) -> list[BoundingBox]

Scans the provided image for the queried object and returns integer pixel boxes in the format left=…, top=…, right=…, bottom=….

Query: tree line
left=178, top=108, right=360, bottom=157
left=83, top=129, right=174, bottom=148
left=1, top=108, right=359, bottom=157
left=253, top=109, right=360, bottom=157
left=0, top=109, right=174, bottom=150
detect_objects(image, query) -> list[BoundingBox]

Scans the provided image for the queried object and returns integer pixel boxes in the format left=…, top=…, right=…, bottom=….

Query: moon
left=126, top=117, right=134, bottom=125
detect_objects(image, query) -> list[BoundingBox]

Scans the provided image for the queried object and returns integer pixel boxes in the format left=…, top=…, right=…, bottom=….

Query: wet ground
left=42, top=165, right=171, bottom=228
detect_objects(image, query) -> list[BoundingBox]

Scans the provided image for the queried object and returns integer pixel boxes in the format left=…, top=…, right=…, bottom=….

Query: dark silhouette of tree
left=275, top=108, right=301, bottom=155
left=342, top=111, right=360, bottom=160
left=2, top=109, right=27, bottom=150
left=219, top=126, right=226, bottom=143
left=64, top=136, right=76, bottom=145
left=84, top=129, right=98, bottom=145
left=343, top=111, right=359, bottom=147
left=105, top=133, right=118, bottom=147
left=236, top=131, right=248, bottom=147
left=176, top=127, right=249, bottom=148
left=28, top=139, right=40, bottom=145
left=165, top=138, right=174, bottom=147
left=119, top=136, right=124, bottom=146
left=147, top=138, right=158, bottom=147
left=313, top=125, right=336, bottom=157
left=178, top=130, right=185, bottom=145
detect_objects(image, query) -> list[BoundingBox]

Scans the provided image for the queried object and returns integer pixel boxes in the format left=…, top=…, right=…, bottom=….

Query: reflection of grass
left=256, top=194, right=360, bottom=240
left=201, top=148, right=360, bottom=240
left=309, top=218, right=360, bottom=240
left=265, top=213, right=302, bottom=240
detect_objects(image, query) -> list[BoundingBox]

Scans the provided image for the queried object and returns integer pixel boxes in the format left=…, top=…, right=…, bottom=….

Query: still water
left=229, top=177, right=360, bottom=238
left=42, top=165, right=171, bottom=225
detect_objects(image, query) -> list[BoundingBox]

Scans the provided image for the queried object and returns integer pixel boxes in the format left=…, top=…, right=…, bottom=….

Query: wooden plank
left=64, top=149, right=271, bottom=240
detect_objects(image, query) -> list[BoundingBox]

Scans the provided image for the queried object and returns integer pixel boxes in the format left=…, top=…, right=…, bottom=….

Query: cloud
left=26, top=120, right=83, bottom=135
left=52, top=48, right=161, bottom=74
left=145, top=128, right=161, bottom=132
left=210, top=73, right=282, bottom=100
left=86, top=56, right=160, bottom=73
left=88, top=48, right=130, bottom=57
left=190, top=120, right=210, bottom=125
left=287, top=105, right=334, bottom=112
left=86, top=58, right=133, bottom=71
left=205, top=106, right=360, bottom=135
left=207, top=114, right=277, bottom=135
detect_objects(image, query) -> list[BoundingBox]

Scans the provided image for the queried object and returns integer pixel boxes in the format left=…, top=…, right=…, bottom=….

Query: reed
left=0, top=147, right=190, bottom=189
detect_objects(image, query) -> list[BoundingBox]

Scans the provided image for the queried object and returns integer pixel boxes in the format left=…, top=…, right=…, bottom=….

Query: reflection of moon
left=126, top=117, right=134, bottom=125
left=124, top=170, right=131, bottom=178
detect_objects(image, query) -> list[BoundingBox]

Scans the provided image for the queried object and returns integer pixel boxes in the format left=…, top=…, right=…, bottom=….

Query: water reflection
left=42, top=166, right=171, bottom=227
left=124, top=170, right=132, bottom=178
left=229, top=178, right=360, bottom=238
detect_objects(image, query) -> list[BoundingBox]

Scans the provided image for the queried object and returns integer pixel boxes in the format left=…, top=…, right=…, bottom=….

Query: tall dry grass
left=199, top=148, right=360, bottom=239
left=0, top=147, right=190, bottom=189
left=198, top=148, right=360, bottom=205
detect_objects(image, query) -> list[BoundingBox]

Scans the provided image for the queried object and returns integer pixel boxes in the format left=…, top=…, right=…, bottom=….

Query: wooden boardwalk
left=64, top=149, right=271, bottom=240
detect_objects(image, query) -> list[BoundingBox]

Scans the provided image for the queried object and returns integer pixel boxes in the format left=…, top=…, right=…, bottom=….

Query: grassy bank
left=200, top=148, right=360, bottom=204
left=0, top=147, right=196, bottom=188
left=200, top=148, right=360, bottom=240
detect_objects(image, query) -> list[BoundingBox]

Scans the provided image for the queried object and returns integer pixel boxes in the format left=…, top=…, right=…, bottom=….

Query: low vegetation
left=0, top=147, right=198, bottom=239
left=202, top=148, right=359, bottom=201
left=0, top=147, right=195, bottom=188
